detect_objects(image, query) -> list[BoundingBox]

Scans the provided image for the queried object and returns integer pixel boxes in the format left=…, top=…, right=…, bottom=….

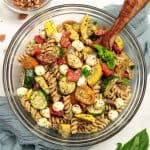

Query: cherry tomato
left=67, top=69, right=80, bottom=82
left=32, top=47, right=41, bottom=56
left=36, top=52, right=56, bottom=65
left=57, top=57, right=66, bottom=65
left=50, top=106, right=64, bottom=117
left=60, top=31, right=71, bottom=48
left=101, top=63, right=114, bottom=77
left=34, top=35, right=44, bottom=44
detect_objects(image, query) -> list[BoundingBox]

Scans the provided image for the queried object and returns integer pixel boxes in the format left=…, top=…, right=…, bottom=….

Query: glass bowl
left=3, top=0, right=51, bottom=14
left=3, top=4, right=147, bottom=147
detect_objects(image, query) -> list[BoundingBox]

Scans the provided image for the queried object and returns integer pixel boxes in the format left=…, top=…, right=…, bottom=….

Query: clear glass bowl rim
left=3, top=4, right=147, bottom=147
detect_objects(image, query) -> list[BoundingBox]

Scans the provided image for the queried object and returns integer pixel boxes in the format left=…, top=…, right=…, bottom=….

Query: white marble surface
left=0, top=0, right=150, bottom=150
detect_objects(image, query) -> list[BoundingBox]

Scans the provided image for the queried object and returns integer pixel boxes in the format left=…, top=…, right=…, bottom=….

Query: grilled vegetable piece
left=87, top=63, right=103, bottom=86
left=80, top=15, right=90, bottom=40
left=44, top=21, right=57, bottom=37
left=75, top=114, right=95, bottom=123
left=65, top=24, right=79, bottom=40
left=58, top=76, right=76, bottom=95
left=18, top=54, right=38, bottom=69
left=67, top=54, right=83, bottom=69
left=87, top=99, right=105, bottom=116
left=40, top=107, right=50, bottom=118
left=115, top=36, right=124, bottom=51
left=24, top=69, right=35, bottom=88
left=30, top=90, right=48, bottom=110
left=35, top=76, right=50, bottom=94
left=75, top=85, right=95, bottom=105
left=58, top=124, right=71, bottom=138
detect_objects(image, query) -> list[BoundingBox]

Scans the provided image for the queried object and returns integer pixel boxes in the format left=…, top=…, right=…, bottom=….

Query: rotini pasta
left=16, top=15, right=134, bottom=138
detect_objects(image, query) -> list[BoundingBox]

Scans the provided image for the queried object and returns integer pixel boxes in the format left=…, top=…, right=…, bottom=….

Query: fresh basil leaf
left=116, top=143, right=123, bottom=150
left=121, top=78, right=129, bottom=85
left=116, top=129, right=149, bottom=150
left=93, top=44, right=116, bottom=70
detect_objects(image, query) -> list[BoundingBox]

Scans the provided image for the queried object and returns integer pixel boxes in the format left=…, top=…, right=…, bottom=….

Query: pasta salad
left=17, top=15, right=135, bottom=138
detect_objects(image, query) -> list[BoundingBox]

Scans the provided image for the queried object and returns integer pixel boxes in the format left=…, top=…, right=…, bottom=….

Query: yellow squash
left=58, top=124, right=71, bottom=138
left=115, top=36, right=124, bottom=50
left=75, top=114, right=95, bottom=123
left=87, top=63, right=103, bottom=86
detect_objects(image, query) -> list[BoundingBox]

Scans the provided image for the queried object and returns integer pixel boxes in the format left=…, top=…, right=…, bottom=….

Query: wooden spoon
left=100, top=0, right=150, bottom=49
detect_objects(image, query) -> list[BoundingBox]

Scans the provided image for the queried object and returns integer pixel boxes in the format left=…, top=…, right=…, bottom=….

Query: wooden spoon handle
left=101, top=0, right=149, bottom=49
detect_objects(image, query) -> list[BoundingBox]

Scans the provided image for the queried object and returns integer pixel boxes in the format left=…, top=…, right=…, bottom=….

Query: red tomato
left=112, top=42, right=122, bottom=55
left=36, top=52, right=56, bottom=65
left=34, top=35, right=44, bottom=44
left=32, top=47, right=41, bottom=56
left=50, top=106, right=64, bottom=117
left=102, top=63, right=114, bottom=77
left=70, top=93, right=78, bottom=105
left=122, top=72, right=129, bottom=78
left=60, top=31, right=71, bottom=48
left=57, top=57, right=66, bottom=65
left=67, top=69, right=80, bottom=82
left=79, top=103, right=87, bottom=113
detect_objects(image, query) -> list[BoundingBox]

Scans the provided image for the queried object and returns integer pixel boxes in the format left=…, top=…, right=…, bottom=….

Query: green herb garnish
left=55, top=46, right=64, bottom=58
left=116, top=129, right=149, bottom=150
left=93, top=44, right=115, bottom=70
left=82, top=67, right=91, bottom=77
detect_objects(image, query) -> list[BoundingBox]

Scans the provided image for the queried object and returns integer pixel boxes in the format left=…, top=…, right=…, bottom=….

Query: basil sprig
left=116, top=129, right=149, bottom=150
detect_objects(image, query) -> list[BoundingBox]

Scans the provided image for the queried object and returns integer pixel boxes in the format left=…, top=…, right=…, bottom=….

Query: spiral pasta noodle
left=93, top=115, right=110, bottom=130
left=44, top=71, right=60, bottom=102
left=71, top=118, right=79, bottom=134
left=63, top=95, right=73, bottom=120
left=20, top=96, right=42, bottom=121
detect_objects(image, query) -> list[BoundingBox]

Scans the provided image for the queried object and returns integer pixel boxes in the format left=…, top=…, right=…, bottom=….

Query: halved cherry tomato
left=79, top=103, right=87, bottom=113
left=122, top=72, right=129, bottom=78
left=32, top=47, right=41, bottom=56
left=36, top=52, right=56, bottom=65
left=57, top=57, right=66, bottom=65
left=60, top=31, right=71, bottom=48
left=34, top=35, right=44, bottom=44
left=101, top=63, right=114, bottom=77
left=50, top=106, right=64, bottom=117
left=70, top=93, right=78, bottom=105
left=67, top=69, right=80, bottom=82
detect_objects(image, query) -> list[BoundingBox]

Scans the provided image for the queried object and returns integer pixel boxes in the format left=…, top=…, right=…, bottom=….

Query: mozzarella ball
left=59, top=64, right=69, bottom=75
left=82, top=65, right=91, bottom=71
left=94, top=99, right=105, bottom=109
left=77, top=76, right=86, bottom=86
left=17, top=87, right=28, bottom=97
left=115, top=98, right=125, bottom=109
left=34, top=65, right=46, bottom=76
left=53, top=101, right=64, bottom=112
left=37, top=118, right=51, bottom=128
left=72, top=40, right=84, bottom=51
left=53, top=32, right=62, bottom=42
left=40, top=107, right=50, bottom=118
left=108, top=110, right=119, bottom=121
left=72, top=104, right=82, bottom=114
left=86, top=54, right=97, bottom=66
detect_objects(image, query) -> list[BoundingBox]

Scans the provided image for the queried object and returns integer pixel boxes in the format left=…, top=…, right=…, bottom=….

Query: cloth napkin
left=0, top=4, right=150, bottom=150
